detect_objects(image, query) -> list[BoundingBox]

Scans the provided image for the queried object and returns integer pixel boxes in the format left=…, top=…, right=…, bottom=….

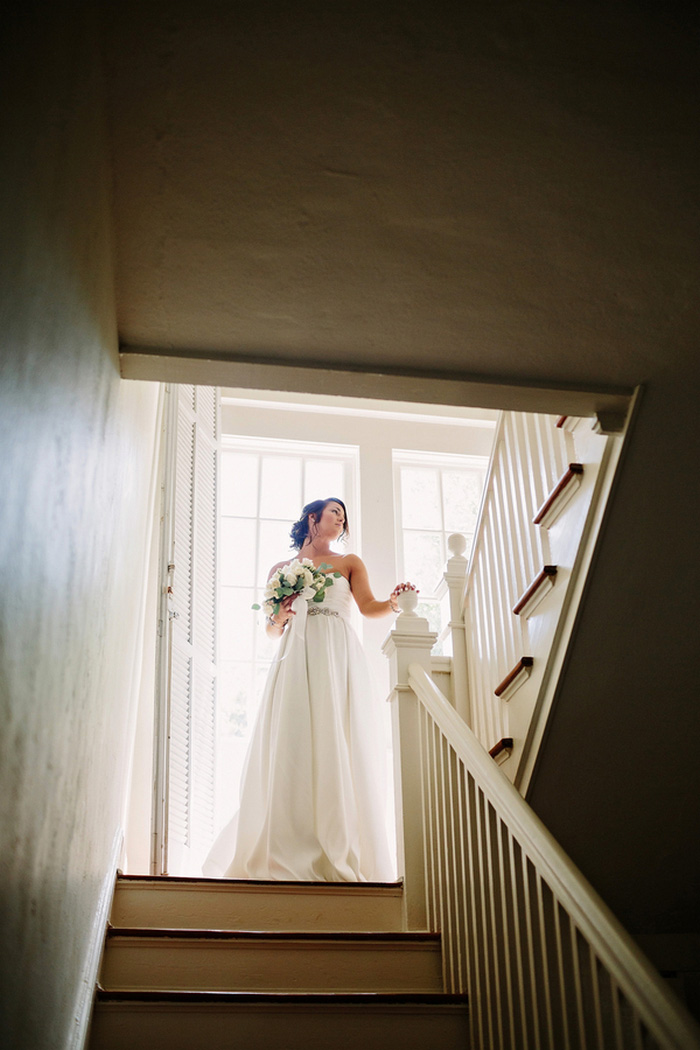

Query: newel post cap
left=447, top=532, right=468, bottom=560
left=397, top=588, right=419, bottom=616
left=383, top=589, right=436, bottom=654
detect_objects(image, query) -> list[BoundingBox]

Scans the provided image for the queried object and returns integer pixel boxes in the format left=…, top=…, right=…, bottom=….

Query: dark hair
left=290, top=498, right=349, bottom=550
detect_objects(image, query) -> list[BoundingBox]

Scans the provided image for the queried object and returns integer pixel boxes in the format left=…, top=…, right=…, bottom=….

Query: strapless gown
left=203, top=575, right=394, bottom=881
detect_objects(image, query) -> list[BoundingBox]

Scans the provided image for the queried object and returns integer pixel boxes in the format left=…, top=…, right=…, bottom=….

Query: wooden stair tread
left=532, top=462, right=584, bottom=527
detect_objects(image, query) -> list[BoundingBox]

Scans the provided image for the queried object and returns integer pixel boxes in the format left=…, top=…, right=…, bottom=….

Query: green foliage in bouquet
left=252, top=559, right=342, bottom=618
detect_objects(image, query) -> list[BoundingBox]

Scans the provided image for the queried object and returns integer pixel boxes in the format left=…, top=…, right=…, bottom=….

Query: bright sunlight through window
left=394, top=450, right=486, bottom=651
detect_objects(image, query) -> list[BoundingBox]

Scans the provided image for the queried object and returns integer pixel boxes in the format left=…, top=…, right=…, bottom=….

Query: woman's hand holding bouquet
left=253, top=559, right=342, bottom=628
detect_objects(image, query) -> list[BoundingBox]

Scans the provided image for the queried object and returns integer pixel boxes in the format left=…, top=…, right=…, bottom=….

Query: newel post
left=441, top=533, right=471, bottom=727
left=383, top=590, right=437, bottom=932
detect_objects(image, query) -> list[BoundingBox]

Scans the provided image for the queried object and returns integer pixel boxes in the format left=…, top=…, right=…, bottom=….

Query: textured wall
left=0, top=5, right=159, bottom=1048
left=528, top=367, right=700, bottom=936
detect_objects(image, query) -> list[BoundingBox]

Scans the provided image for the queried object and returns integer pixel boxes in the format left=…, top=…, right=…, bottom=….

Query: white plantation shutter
left=153, top=384, right=219, bottom=875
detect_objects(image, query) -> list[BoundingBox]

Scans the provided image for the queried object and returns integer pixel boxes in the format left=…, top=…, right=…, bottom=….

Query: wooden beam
left=119, top=346, right=634, bottom=418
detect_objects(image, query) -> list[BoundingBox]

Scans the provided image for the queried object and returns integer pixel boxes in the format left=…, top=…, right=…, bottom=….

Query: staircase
left=89, top=874, right=470, bottom=1049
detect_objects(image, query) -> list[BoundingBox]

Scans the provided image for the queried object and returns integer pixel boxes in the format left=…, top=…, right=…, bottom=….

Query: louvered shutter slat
left=155, top=384, right=219, bottom=875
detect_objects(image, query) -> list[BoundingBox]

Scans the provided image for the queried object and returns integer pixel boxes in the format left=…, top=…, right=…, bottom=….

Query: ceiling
left=102, top=1, right=699, bottom=391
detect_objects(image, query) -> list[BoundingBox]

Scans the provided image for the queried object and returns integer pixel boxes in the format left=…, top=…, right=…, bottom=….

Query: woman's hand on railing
left=389, top=582, right=419, bottom=613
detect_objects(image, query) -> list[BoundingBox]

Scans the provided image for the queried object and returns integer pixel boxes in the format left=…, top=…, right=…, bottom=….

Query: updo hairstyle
left=290, top=498, right=349, bottom=551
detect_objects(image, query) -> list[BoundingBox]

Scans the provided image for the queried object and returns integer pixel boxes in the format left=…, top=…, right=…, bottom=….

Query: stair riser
left=112, top=884, right=404, bottom=932
left=90, top=1003, right=470, bottom=1050
left=101, top=940, right=443, bottom=993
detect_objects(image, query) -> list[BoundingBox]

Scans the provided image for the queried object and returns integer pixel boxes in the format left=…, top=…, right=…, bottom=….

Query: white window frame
left=393, top=448, right=489, bottom=599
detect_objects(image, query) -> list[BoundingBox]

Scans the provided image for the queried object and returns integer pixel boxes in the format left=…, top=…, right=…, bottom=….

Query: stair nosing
left=116, top=875, right=403, bottom=891
left=96, top=989, right=466, bottom=1006
left=106, top=928, right=440, bottom=944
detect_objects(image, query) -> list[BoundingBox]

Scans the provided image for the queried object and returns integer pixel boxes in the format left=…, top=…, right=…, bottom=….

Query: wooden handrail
left=494, top=657, right=533, bottom=698
left=533, top=463, right=584, bottom=526
left=512, top=566, right=558, bottom=616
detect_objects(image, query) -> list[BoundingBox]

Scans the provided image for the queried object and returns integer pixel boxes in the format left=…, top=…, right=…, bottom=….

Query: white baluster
left=383, top=590, right=437, bottom=931
left=442, top=533, right=471, bottom=726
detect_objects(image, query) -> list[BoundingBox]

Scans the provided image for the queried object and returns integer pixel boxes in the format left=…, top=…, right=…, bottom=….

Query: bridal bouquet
left=252, top=559, right=342, bottom=620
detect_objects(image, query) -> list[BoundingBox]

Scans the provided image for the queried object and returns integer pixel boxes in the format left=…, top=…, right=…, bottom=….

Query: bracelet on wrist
left=267, top=614, right=286, bottom=630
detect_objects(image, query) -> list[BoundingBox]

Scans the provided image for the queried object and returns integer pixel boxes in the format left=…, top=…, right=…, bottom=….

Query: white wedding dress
left=203, top=575, right=394, bottom=881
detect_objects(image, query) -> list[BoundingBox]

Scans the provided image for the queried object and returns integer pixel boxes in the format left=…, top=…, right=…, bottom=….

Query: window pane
left=402, top=531, right=444, bottom=594
left=215, top=662, right=255, bottom=822
left=256, top=626, right=277, bottom=662
left=217, top=662, right=253, bottom=739
left=259, top=456, right=302, bottom=518
left=304, top=459, right=345, bottom=505
left=416, top=599, right=443, bottom=651
left=219, top=587, right=256, bottom=660
left=400, top=467, right=442, bottom=529
left=442, top=469, right=485, bottom=532
left=220, top=518, right=256, bottom=586
left=253, top=661, right=272, bottom=716
left=215, top=662, right=254, bottom=822
left=221, top=452, right=258, bottom=516
left=257, top=518, right=294, bottom=587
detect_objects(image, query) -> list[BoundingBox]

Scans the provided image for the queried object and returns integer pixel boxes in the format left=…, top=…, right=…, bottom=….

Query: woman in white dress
left=204, top=498, right=413, bottom=882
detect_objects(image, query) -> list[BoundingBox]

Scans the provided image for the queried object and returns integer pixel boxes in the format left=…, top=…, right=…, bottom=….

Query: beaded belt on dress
left=308, top=606, right=340, bottom=618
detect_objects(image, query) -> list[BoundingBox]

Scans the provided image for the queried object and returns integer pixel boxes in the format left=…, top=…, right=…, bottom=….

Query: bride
left=203, top=497, right=414, bottom=882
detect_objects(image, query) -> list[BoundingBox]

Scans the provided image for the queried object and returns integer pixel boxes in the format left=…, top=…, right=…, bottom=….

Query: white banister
left=406, top=662, right=700, bottom=1050
left=382, top=589, right=437, bottom=931
left=434, top=533, right=471, bottom=725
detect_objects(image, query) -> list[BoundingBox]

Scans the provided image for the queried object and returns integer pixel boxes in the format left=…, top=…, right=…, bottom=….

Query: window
left=394, top=450, right=487, bottom=648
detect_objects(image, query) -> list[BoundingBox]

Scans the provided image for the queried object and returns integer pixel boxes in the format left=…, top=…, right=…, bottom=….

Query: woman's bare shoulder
left=343, top=553, right=366, bottom=573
